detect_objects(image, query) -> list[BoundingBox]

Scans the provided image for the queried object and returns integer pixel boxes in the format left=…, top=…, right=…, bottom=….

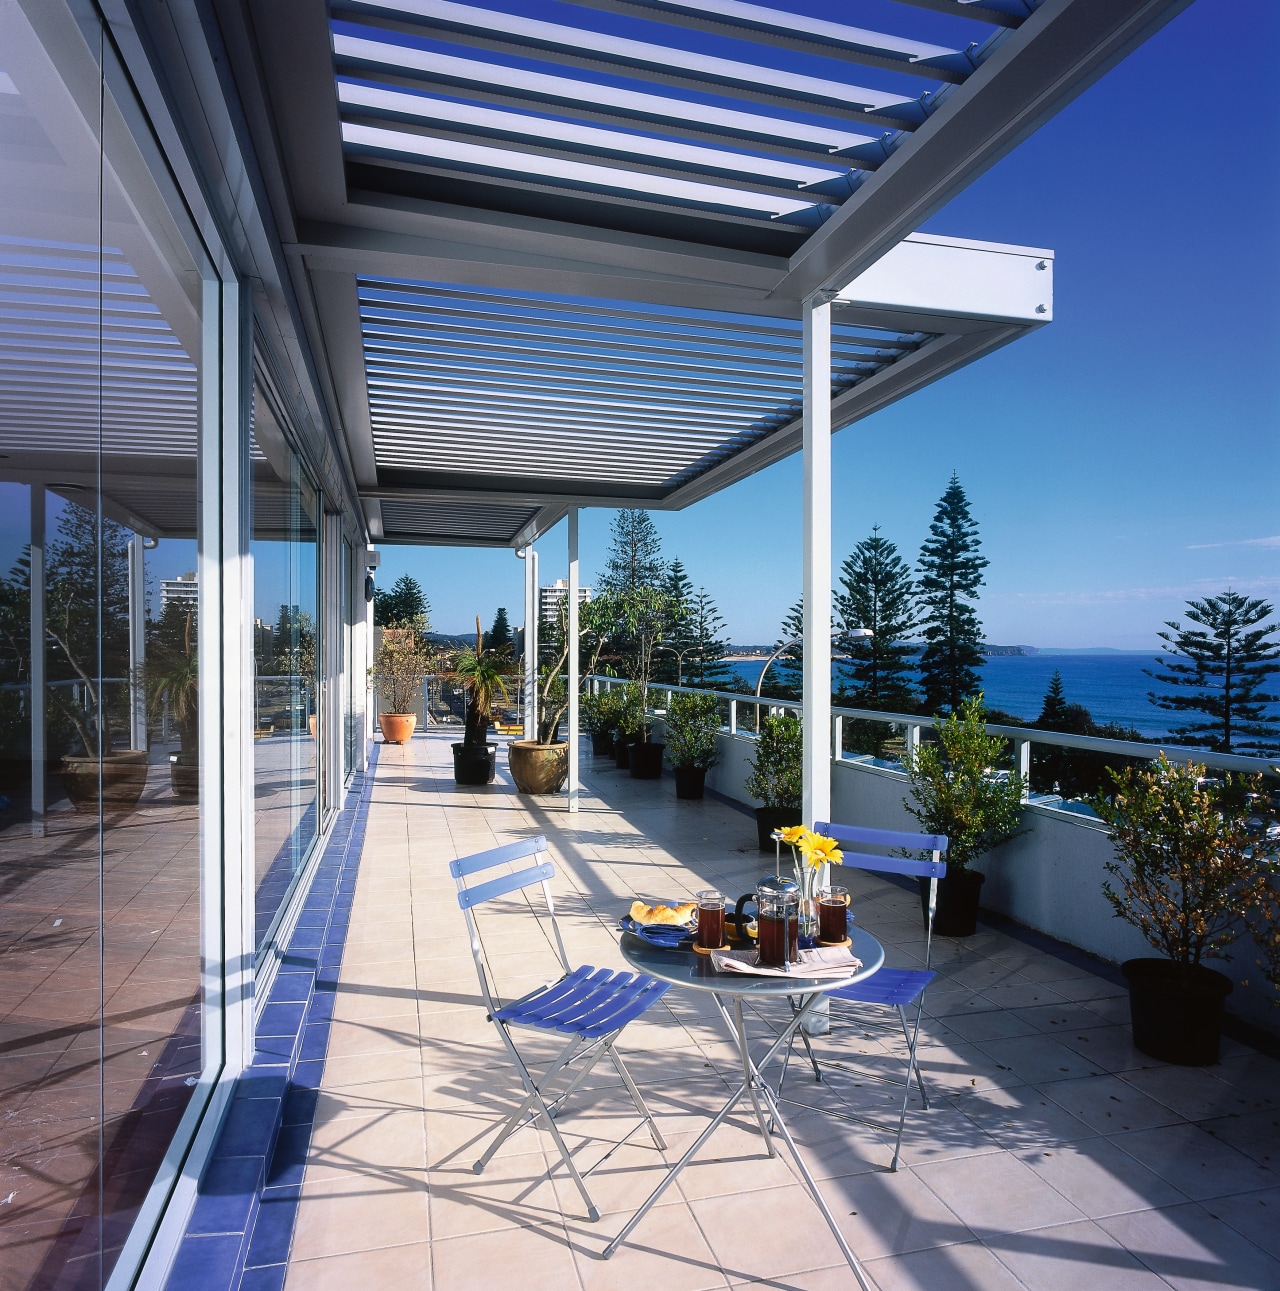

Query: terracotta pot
left=754, top=805, right=802, bottom=853
left=61, top=750, right=149, bottom=815
left=169, top=753, right=199, bottom=800
left=629, top=741, right=665, bottom=780
left=674, top=766, right=706, bottom=800
left=919, top=867, right=985, bottom=937
left=1122, top=958, right=1232, bottom=1066
left=308, top=714, right=318, bottom=739
left=452, top=742, right=497, bottom=785
left=509, top=741, right=569, bottom=794
left=379, top=712, right=417, bottom=744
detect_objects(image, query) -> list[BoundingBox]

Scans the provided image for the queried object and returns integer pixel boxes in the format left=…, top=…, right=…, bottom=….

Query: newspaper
left=709, top=944, right=862, bottom=979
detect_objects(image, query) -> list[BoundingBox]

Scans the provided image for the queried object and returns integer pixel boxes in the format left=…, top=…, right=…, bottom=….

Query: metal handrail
left=583, top=674, right=1278, bottom=777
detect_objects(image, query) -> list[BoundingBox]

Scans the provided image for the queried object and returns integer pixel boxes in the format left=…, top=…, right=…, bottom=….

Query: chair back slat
left=457, top=860, right=556, bottom=910
left=450, top=836, right=547, bottom=879
left=815, top=821, right=948, bottom=854
left=838, top=849, right=947, bottom=880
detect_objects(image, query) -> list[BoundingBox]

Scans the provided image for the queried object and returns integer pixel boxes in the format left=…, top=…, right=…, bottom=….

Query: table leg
left=754, top=1078, right=877, bottom=1291
left=604, top=990, right=825, bottom=1260
left=729, top=997, right=775, bottom=1157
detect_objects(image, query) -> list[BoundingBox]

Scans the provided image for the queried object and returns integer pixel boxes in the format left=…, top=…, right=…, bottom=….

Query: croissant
left=629, top=900, right=697, bottom=927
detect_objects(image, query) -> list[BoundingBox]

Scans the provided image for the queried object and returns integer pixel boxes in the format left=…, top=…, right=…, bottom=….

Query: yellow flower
left=799, top=833, right=843, bottom=868
left=779, top=825, right=810, bottom=846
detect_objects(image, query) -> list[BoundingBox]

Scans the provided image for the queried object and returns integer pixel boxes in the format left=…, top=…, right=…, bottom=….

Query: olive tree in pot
left=620, top=586, right=674, bottom=779
left=745, top=712, right=803, bottom=851
left=371, top=623, right=429, bottom=745
left=902, top=695, right=1026, bottom=937
left=145, top=603, right=199, bottom=799
left=1092, top=756, right=1268, bottom=1065
left=663, top=690, right=721, bottom=799
left=445, top=617, right=515, bottom=785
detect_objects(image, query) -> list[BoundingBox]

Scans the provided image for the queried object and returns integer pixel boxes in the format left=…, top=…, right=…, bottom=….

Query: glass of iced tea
left=818, top=887, right=849, bottom=943
left=696, top=890, right=725, bottom=950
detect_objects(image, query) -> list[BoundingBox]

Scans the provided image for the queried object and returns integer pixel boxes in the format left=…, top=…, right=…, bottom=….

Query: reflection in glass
left=0, top=7, right=210, bottom=1285
left=252, top=388, right=321, bottom=953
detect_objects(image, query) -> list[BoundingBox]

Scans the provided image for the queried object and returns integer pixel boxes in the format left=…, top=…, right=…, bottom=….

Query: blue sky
left=377, top=0, right=1280, bottom=649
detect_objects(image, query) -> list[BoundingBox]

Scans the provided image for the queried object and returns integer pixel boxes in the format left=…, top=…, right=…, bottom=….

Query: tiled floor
left=282, top=731, right=1279, bottom=1291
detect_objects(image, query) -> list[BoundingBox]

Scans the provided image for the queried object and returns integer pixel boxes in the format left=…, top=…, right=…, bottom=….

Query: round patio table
left=605, top=926, right=885, bottom=1289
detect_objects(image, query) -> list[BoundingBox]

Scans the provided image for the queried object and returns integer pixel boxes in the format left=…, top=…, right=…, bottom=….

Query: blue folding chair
left=779, top=822, right=948, bottom=1171
left=450, top=835, right=671, bottom=1221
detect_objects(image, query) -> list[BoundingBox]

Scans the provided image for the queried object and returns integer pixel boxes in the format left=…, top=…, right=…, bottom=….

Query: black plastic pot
left=613, top=736, right=632, bottom=769
left=629, top=741, right=665, bottom=779
left=919, top=867, right=985, bottom=937
left=674, top=766, right=706, bottom=800
left=590, top=729, right=614, bottom=756
left=451, top=742, right=497, bottom=786
left=1122, top=958, right=1232, bottom=1066
left=754, top=805, right=802, bottom=853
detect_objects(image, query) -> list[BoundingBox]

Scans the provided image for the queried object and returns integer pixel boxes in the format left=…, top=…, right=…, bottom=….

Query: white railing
left=584, top=674, right=1278, bottom=779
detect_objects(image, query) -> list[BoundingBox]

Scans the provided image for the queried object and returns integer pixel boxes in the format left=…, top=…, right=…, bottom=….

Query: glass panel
left=0, top=7, right=213, bottom=1285
left=342, top=538, right=354, bottom=778
left=251, top=387, right=321, bottom=955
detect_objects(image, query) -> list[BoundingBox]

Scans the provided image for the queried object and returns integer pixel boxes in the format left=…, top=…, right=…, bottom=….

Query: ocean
left=722, top=653, right=1178, bottom=738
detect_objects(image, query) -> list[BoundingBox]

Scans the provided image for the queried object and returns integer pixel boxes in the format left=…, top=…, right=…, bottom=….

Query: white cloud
left=1186, top=535, right=1280, bottom=550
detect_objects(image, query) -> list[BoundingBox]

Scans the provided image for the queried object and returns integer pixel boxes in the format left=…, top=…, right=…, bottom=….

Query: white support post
left=832, top=713, right=843, bottom=762
left=522, top=545, right=539, bottom=740
left=1014, top=738, right=1032, bottom=802
left=29, top=486, right=45, bottom=837
left=802, top=293, right=832, bottom=832
left=904, top=722, right=922, bottom=764
left=567, top=509, right=580, bottom=813
left=728, top=699, right=737, bottom=735
left=128, top=537, right=147, bottom=750
left=802, top=293, right=833, bottom=1039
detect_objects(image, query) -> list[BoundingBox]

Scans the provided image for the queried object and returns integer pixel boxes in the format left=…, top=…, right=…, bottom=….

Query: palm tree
left=445, top=617, right=517, bottom=746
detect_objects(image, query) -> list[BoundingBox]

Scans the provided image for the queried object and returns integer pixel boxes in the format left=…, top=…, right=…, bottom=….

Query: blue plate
left=619, top=905, right=696, bottom=949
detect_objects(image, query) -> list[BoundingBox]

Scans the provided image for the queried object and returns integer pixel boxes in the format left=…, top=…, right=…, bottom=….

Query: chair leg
left=899, top=1000, right=931, bottom=1109
left=606, top=1039, right=668, bottom=1151
left=475, top=1031, right=584, bottom=1173
left=778, top=996, right=821, bottom=1097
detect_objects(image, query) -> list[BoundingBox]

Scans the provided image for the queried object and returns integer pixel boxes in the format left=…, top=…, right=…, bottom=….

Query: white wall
left=701, top=730, right=1277, bottom=1034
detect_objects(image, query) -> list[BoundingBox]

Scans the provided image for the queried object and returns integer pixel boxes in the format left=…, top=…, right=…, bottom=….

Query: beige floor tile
left=290, top=1176, right=430, bottom=1260
left=914, top=1150, right=1085, bottom=1234
left=305, top=1108, right=426, bottom=1184
left=429, top=1218, right=579, bottom=1291
left=861, top=1240, right=1026, bottom=1291
left=569, top=1197, right=729, bottom=1291
left=284, top=1240, right=433, bottom=1291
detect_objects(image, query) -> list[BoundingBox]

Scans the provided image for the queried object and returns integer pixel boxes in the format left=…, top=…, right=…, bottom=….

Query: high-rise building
left=160, top=571, right=198, bottom=613
left=539, top=578, right=591, bottom=625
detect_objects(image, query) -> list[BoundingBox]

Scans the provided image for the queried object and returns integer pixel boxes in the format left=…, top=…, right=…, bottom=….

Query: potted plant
left=663, top=690, right=721, bottom=800
left=145, top=604, right=199, bottom=799
left=613, top=682, right=642, bottom=769
left=445, top=617, right=515, bottom=785
left=371, top=624, right=429, bottom=745
left=619, top=586, right=673, bottom=779
left=745, top=712, right=803, bottom=851
left=509, top=601, right=571, bottom=794
left=1092, top=755, right=1266, bottom=1065
left=46, top=514, right=147, bottom=813
left=580, top=689, right=621, bottom=756
left=902, top=695, right=1026, bottom=936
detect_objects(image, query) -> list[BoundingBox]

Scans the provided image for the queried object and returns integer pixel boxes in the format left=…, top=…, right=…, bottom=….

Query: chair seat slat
left=495, top=966, right=608, bottom=1023
left=577, top=979, right=670, bottom=1039
left=829, top=968, right=935, bottom=1008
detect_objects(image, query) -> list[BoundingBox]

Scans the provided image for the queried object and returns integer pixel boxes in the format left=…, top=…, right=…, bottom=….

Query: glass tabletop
left=618, top=925, right=884, bottom=997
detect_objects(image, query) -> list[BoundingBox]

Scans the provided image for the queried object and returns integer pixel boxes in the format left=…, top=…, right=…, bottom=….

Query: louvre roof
left=216, top=0, right=1191, bottom=546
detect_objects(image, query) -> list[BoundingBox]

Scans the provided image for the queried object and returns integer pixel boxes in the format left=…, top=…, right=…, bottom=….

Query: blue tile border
left=164, top=745, right=378, bottom=1290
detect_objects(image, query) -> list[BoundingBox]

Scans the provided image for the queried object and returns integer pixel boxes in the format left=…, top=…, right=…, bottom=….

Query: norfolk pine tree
left=1147, top=590, right=1280, bottom=754
left=655, top=558, right=695, bottom=682
left=598, top=509, right=665, bottom=595
left=684, top=589, right=736, bottom=690
left=835, top=526, right=919, bottom=713
left=917, top=474, right=988, bottom=715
